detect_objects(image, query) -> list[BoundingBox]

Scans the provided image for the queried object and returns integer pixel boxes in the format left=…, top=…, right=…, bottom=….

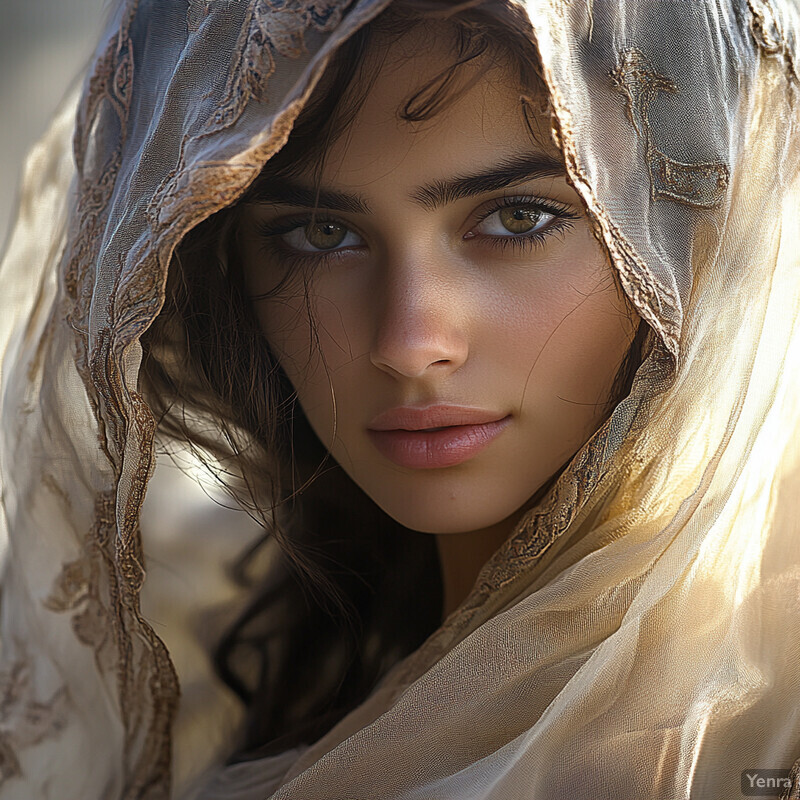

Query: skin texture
left=239, top=28, right=638, bottom=617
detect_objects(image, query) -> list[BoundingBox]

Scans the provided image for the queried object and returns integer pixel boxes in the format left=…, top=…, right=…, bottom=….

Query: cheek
left=239, top=225, right=335, bottom=396
left=499, top=245, right=636, bottom=427
left=252, top=289, right=360, bottom=441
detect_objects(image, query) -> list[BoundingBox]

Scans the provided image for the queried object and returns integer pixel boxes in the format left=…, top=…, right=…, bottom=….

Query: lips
left=367, top=405, right=511, bottom=469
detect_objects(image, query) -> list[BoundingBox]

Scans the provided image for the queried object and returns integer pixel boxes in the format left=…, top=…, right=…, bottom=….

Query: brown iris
left=306, top=221, right=348, bottom=250
left=498, top=207, right=543, bottom=234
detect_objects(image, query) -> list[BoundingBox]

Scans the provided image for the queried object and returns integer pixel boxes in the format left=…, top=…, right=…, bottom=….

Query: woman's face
left=240, top=30, right=637, bottom=534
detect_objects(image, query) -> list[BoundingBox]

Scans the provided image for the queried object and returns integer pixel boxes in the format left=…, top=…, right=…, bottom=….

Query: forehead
left=316, top=25, right=557, bottom=188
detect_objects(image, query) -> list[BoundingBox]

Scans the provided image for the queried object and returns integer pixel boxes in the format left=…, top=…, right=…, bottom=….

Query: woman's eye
left=475, top=205, right=556, bottom=237
left=281, top=221, right=363, bottom=252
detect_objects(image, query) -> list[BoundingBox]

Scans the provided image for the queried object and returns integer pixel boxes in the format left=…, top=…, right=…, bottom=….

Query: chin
left=340, top=455, right=545, bottom=536
left=369, top=491, right=525, bottom=535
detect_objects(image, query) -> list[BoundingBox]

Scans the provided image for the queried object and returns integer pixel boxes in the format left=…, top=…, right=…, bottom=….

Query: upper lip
left=368, top=405, right=508, bottom=432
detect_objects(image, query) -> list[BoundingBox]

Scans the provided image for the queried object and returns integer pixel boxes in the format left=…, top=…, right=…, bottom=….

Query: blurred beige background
left=0, top=1, right=106, bottom=247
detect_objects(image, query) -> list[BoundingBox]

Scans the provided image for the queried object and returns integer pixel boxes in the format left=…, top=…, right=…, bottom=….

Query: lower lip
left=367, top=416, right=512, bottom=469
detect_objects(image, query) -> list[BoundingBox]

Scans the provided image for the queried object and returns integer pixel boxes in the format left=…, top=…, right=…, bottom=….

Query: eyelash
left=474, top=196, right=581, bottom=252
left=255, top=195, right=581, bottom=267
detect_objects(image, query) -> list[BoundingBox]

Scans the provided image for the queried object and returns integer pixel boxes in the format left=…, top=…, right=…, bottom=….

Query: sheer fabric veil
left=1, top=1, right=800, bottom=798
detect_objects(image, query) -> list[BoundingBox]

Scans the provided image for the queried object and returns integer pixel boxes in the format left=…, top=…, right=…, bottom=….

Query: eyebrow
left=410, top=152, right=566, bottom=210
left=246, top=152, right=566, bottom=214
left=246, top=182, right=370, bottom=214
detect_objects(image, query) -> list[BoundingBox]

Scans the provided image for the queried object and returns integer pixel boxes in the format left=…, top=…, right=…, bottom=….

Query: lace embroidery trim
left=206, top=0, right=350, bottom=134
left=610, top=48, right=730, bottom=210
left=50, top=1, right=370, bottom=794
left=0, top=657, right=70, bottom=785
left=748, top=0, right=800, bottom=82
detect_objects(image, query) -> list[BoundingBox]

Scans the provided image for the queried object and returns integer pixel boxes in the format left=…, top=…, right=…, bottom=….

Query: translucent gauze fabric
left=1, top=0, right=800, bottom=798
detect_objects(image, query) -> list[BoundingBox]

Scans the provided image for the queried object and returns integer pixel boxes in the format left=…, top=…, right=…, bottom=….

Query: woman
left=1, top=0, right=799, bottom=798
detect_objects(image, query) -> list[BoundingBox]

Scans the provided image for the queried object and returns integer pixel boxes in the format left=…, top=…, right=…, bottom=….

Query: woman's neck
left=434, top=473, right=564, bottom=621
left=435, top=518, right=515, bottom=621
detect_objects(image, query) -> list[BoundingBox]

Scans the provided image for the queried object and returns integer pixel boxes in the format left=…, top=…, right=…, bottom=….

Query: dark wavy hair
left=140, top=0, right=650, bottom=760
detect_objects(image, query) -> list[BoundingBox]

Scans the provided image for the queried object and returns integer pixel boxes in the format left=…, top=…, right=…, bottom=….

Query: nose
left=369, top=257, right=469, bottom=380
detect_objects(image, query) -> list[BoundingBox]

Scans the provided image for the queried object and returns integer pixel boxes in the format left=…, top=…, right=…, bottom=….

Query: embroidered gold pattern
left=542, top=71, right=682, bottom=362
left=780, top=760, right=800, bottom=800
left=748, top=0, right=800, bottom=84
left=55, top=0, right=181, bottom=796
left=207, top=0, right=350, bottom=133
left=0, top=657, right=70, bottom=786
left=611, top=48, right=730, bottom=209
left=47, top=1, right=373, bottom=794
